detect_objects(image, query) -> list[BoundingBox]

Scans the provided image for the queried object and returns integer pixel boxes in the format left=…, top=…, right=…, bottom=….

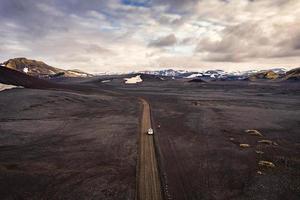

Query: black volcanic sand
left=0, top=74, right=300, bottom=200
left=0, top=88, right=139, bottom=200
left=105, top=79, right=300, bottom=200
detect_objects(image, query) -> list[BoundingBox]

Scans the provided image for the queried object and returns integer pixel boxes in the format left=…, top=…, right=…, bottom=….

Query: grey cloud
left=0, top=0, right=114, bottom=39
left=153, top=0, right=200, bottom=13
left=0, top=0, right=67, bottom=36
left=148, top=34, right=177, bottom=47
left=290, top=32, right=300, bottom=50
left=85, top=44, right=114, bottom=54
left=196, top=16, right=300, bottom=62
left=180, top=37, right=195, bottom=45
left=202, top=53, right=244, bottom=62
left=157, top=15, right=184, bottom=26
left=56, top=54, right=92, bottom=63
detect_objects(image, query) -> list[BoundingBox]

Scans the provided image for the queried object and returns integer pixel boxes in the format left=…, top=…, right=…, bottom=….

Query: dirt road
left=137, top=99, right=163, bottom=200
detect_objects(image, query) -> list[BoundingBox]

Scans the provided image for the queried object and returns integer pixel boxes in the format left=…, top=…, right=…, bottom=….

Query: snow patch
left=101, top=80, right=111, bottom=83
left=185, top=73, right=203, bottom=79
left=23, top=67, right=29, bottom=73
left=0, top=83, right=23, bottom=92
left=124, top=75, right=143, bottom=84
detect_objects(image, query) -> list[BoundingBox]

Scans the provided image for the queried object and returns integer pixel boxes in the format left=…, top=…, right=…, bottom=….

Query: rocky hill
left=248, top=70, right=281, bottom=81
left=1, top=58, right=91, bottom=78
left=139, top=68, right=299, bottom=82
left=284, top=67, right=300, bottom=81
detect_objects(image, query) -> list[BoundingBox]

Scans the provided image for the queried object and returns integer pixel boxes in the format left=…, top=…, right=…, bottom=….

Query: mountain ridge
left=1, top=58, right=91, bottom=78
left=1, top=58, right=299, bottom=82
left=136, top=68, right=299, bottom=81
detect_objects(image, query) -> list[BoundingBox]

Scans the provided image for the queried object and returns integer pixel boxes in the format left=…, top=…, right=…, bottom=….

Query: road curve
left=137, top=99, right=163, bottom=200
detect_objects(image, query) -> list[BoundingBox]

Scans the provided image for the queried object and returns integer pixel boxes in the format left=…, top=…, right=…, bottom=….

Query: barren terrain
left=0, top=74, right=299, bottom=199
left=0, top=87, right=139, bottom=199
left=106, top=79, right=300, bottom=200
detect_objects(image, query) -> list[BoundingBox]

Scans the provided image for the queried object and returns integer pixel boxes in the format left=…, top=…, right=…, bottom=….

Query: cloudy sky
left=0, top=0, right=299, bottom=73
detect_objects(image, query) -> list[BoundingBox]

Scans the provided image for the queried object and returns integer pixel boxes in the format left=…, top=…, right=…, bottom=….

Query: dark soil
left=0, top=88, right=139, bottom=200
left=0, top=71, right=299, bottom=200
left=107, top=79, right=300, bottom=200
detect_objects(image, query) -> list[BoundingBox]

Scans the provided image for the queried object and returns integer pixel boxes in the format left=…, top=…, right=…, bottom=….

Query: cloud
left=153, top=0, right=199, bottom=13
left=194, top=0, right=300, bottom=63
left=148, top=34, right=177, bottom=47
left=196, top=18, right=300, bottom=62
left=0, top=0, right=300, bottom=72
left=85, top=44, right=113, bottom=54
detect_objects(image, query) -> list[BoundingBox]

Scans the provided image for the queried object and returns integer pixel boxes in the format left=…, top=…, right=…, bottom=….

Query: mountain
left=2, top=58, right=298, bottom=82
left=1, top=58, right=91, bottom=78
left=284, top=67, right=300, bottom=81
left=3, top=58, right=62, bottom=76
left=138, top=69, right=247, bottom=80
left=139, top=69, right=191, bottom=77
left=269, top=68, right=287, bottom=75
left=137, top=68, right=299, bottom=82
left=181, top=69, right=246, bottom=81
left=248, top=70, right=281, bottom=81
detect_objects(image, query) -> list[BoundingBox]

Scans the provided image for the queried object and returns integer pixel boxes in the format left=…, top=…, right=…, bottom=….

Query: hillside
left=248, top=70, right=280, bottom=81
left=1, top=58, right=91, bottom=78
left=284, top=67, right=300, bottom=81
left=0, top=65, right=58, bottom=89
left=248, top=68, right=300, bottom=81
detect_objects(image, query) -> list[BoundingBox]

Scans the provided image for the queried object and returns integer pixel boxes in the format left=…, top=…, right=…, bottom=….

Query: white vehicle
left=147, top=128, right=153, bottom=135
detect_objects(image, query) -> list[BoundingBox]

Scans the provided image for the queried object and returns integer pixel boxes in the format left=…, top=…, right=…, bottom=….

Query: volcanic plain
left=0, top=71, right=299, bottom=200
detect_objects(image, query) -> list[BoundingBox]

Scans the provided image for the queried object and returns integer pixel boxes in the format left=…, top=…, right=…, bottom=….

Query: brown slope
left=2, top=58, right=91, bottom=78
left=2, top=57, right=63, bottom=77
left=284, top=67, right=300, bottom=81
left=248, top=70, right=280, bottom=81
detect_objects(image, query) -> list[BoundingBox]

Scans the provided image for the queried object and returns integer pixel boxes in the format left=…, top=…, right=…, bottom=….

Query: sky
left=0, top=0, right=300, bottom=73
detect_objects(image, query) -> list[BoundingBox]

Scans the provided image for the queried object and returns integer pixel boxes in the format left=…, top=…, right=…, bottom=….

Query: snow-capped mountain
left=269, top=68, right=287, bottom=74
left=136, top=67, right=293, bottom=81
left=139, top=69, right=189, bottom=77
